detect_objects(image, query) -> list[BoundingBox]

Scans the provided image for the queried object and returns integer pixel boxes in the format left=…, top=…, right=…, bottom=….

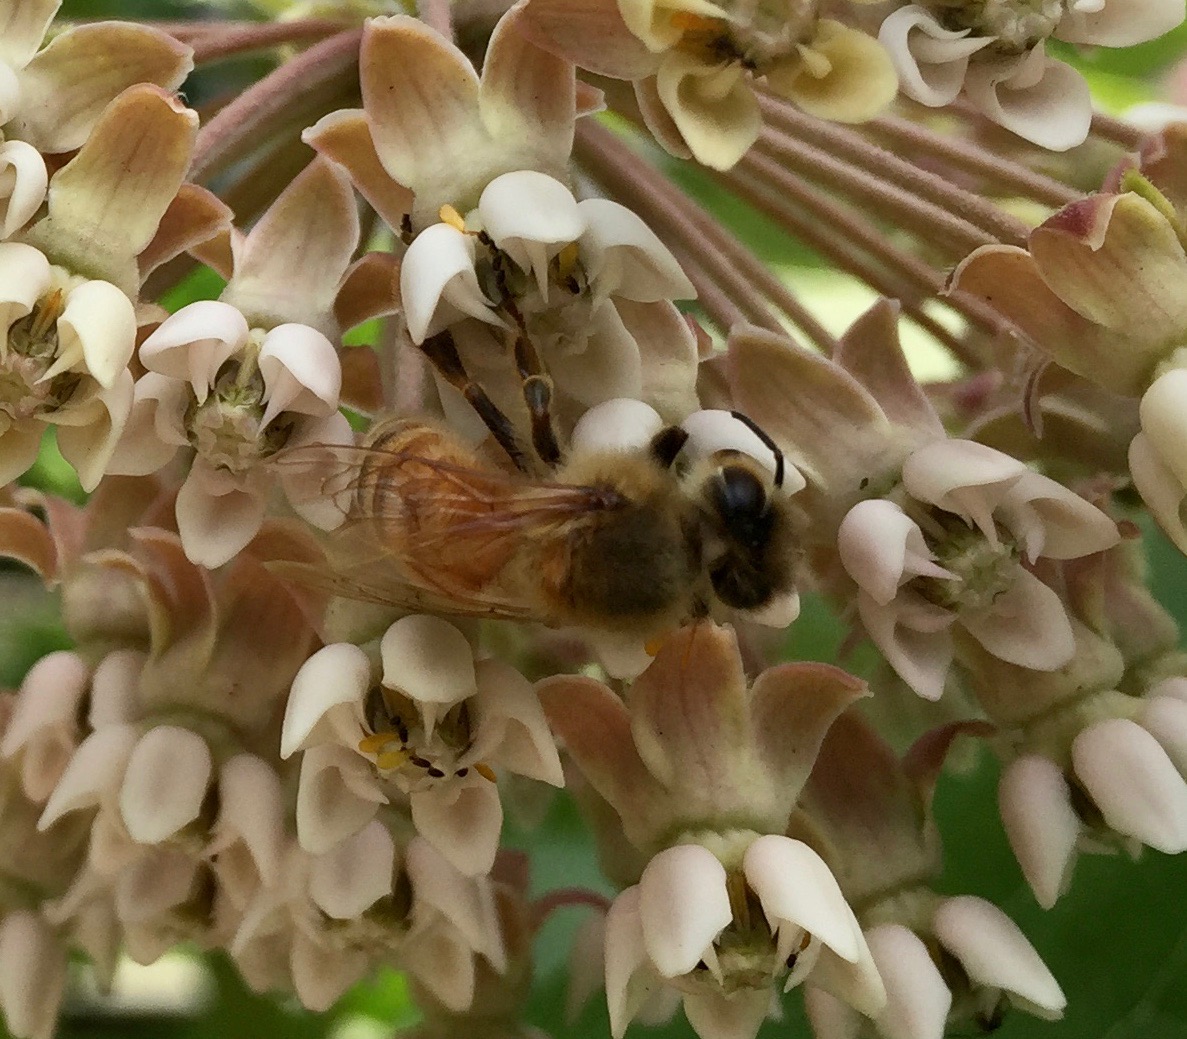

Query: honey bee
left=277, top=411, right=800, bottom=639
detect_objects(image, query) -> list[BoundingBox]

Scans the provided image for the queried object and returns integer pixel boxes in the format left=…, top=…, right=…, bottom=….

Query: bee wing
left=271, top=441, right=625, bottom=621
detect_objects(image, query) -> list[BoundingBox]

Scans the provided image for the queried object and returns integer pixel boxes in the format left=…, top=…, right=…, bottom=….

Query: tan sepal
left=302, top=108, right=413, bottom=233
left=221, top=157, right=359, bottom=337
left=137, top=183, right=234, bottom=282
left=335, top=251, right=401, bottom=334
left=338, top=345, right=385, bottom=416
left=517, top=0, right=659, bottom=78
left=0, top=506, right=57, bottom=582
left=25, top=85, right=197, bottom=296
left=654, top=53, right=760, bottom=170
left=0, top=0, right=58, bottom=72
left=12, top=21, right=193, bottom=153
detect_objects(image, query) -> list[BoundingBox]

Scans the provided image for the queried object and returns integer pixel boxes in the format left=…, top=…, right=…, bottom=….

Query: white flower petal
left=857, top=591, right=954, bottom=701
left=1130, top=431, right=1187, bottom=555
left=0, top=139, right=48, bottom=240
left=803, top=986, right=863, bottom=1039
left=56, top=369, right=135, bottom=492
left=115, top=847, right=200, bottom=923
left=0, top=241, right=51, bottom=334
left=1140, top=369, right=1187, bottom=490
left=87, top=649, right=142, bottom=728
left=1144, top=695, right=1187, bottom=777
left=1150, top=677, right=1187, bottom=704
left=866, top=924, right=951, bottom=1039
left=2, top=651, right=87, bottom=758
left=0, top=422, right=43, bottom=488
left=959, top=568, right=1075, bottom=671
left=743, top=835, right=862, bottom=964
left=44, top=280, right=136, bottom=389
left=104, top=373, right=186, bottom=476
left=639, top=844, right=732, bottom=978
left=0, top=910, right=66, bottom=1039
left=998, top=755, right=1079, bottom=909
left=410, top=775, right=503, bottom=876
left=997, top=470, right=1119, bottom=561
left=545, top=300, right=643, bottom=405
left=309, top=818, right=395, bottom=918
left=400, top=222, right=501, bottom=344
left=295, top=743, right=386, bottom=854
left=577, top=197, right=694, bottom=304
left=258, top=323, right=342, bottom=427
left=604, top=886, right=659, bottom=1039
left=902, top=439, right=1025, bottom=541
left=570, top=397, right=663, bottom=453
left=210, top=754, right=285, bottom=887
left=380, top=614, right=477, bottom=706
left=473, top=658, right=564, bottom=786
left=682, top=987, right=772, bottom=1039
left=1073, top=718, right=1187, bottom=852
left=138, top=300, right=249, bottom=403
left=878, top=6, right=992, bottom=107
left=119, top=726, right=213, bottom=844
left=964, top=48, right=1091, bottom=152
left=281, top=642, right=372, bottom=758
left=291, top=931, right=370, bottom=1012
left=174, top=459, right=269, bottom=569
left=933, top=896, right=1065, bottom=1016
left=37, top=723, right=138, bottom=830
left=838, top=499, right=953, bottom=606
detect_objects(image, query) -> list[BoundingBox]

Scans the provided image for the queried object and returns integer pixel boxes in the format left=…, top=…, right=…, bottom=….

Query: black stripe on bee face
left=729, top=410, right=785, bottom=489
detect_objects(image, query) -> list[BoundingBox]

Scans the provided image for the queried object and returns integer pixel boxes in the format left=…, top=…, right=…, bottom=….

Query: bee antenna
left=729, top=411, right=784, bottom=489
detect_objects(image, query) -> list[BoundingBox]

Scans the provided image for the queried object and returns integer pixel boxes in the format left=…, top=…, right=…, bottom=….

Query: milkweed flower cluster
left=0, top=0, right=1185, bottom=1037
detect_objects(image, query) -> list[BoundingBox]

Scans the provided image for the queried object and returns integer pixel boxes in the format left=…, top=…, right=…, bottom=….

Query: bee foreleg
left=512, top=334, right=562, bottom=471
left=419, top=331, right=532, bottom=473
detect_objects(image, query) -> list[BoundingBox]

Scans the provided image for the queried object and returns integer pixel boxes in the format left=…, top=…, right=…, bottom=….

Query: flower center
left=673, top=0, right=818, bottom=70
left=933, top=0, right=1064, bottom=52
left=0, top=290, right=81, bottom=426
left=912, top=513, right=1021, bottom=614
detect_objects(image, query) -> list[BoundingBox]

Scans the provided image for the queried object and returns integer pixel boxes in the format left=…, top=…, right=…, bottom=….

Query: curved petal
left=577, top=197, right=694, bottom=303
left=400, top=222, right=501, bottom=344
left=37, top=723, right=138, bottom=830
left=1072, top=717, right=1187, bottom=853
left=0, top=422, right=43, bottom=489
left=654, top=53, right=760, bottom=170
left=998, top=755, right=1079, bottom=909
left=0, top=139, right=47, bottom=240
left=877, top=6, right=990, bottom=107
left=638, top=844, right=731, bottom=978
left=1140, top=369, right=1187, bottom=491
left=1142, top=694, right=1187, bottom=777
left=570, top=397, right=663, bottom=453
left=138, top=300, right=248, bottom=403
left=0, top=0, right=57, bottom=70
left=682, top=987, right=772, bottom=1039
left=380, top=614, right=476, bottom=707
left=104, top=373, right=186, bottom=477
left=997, top=469, right=1119, bottom=561
left=295, top=743, right=386, bottom=854
left=0, top=240, right=51, bottom=332
left=838, top=499, right=953, bottom=605
left=211, top=754, right=285, bottom=889
left=1130, top=431, right=1187, bottom=555
left=857, top=591, right=954, bottom=701
left=56, top=369, right=135, bottom=492
left=308, top=818, right=394, bottom=918
left=866, top=924, right=951, bottom=1039
left=933, top=896, right=1065, bottom=1016
left=545, top=300, right=643, bottom=405
left=46, top=279, right=136, bottom=389
left=901, top=439, right=1025, bottom=538
left=118, top=725, right=212, bottom=844
left=174, top=461, right=269, bottom=570
left=0, top=910, right=66, bottom=1039
left=960, top=568, right=1075, bottom=671
left=473, top=658, right=564, bottom=786
left=410, top=776, right=503, bottom=876
left=281, top=642, right=372, bottom=758
left=257, top=323, right=342, bottom=427
left=964, top=48, right=1091, bottom=151
left=604, top=886, right=658, bottom=1039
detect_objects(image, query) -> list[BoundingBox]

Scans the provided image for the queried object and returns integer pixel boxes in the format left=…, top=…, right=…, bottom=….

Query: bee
left=276, top=410, right=801, bottom=640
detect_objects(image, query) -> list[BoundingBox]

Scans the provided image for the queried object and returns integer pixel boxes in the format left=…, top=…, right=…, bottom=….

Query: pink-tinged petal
left=747, top=664, right=868, bottom=802
left=401, top=925, right=477, bottom=1013
left=1130, top=431, right=1187, bottom=555
left=877, top=6, right=990, bottom=107
left=309, top=819, right=395, bottom=918
left=115, top=846, right=200, bottom=924
left=118, top=725, right=212, bottom=843
left=680, top=410, right=789, bottom=484
left=628, top=623, right=750, bottom=797
left=0, top=240, right=51, bottom=331
left=295, top=743, right=386, bottom=854
left=137, top=183, right=233, bottom=282
left=380, top=614, right=476, bottom=707
left=965, top=48, right=1091, bottom=152
left=104, top=373, right=187, bottom=477
left=517, top=0, right=659, bottom=78
left=803, top=986, right=862, bottom=1039
left=0, top=423, right=44, bottom=489
left=290, top=932, right=370, bottom=1012
left=636, top=76, right=695, bottom=161
left=360, top=17, right=484, bottom=199
left=639, top=844, right=731, bottom=977
left=0, top=505, right=56, bottom=581
left=55, top=369, right=135, bottom=491
left=27, top=86, right=197, bottom=295
left=1057, top=0, right=1183, bottom=46
left=1030, top=192, right=1187, bottom=355
left=224, top=158, right=360, bottom=336
left=654, top=53, right=760, bottom=170
left=0, top=910, right=65, bottom=1039
left=334, top=251, right=401, bottom=334
left=44, top=279, right=136, bottom=389
left=902, top=439, right=1026, bottom=538
left=682, top=987, right=772, bottom=1039
left=87, top=650, right=142, bottom=729
left=0, top=0, right=58, bottom=71
left=857, top=592, right=954, bottom=701
left=960, top=568, right=1075, bottom=671
left=479, top=2, right=576, bottom=167
left=933, top=896, right=1065, bottom=1017
left=277, top=410, right=355, bottom=531
left=257, top=323, right=341, bottom=427
left=1073, top=718, right=1187, bottom=852
left=809, top=937, right=887, bottom=1018
left=410, top=775, right=503, bottom=876
left=605, top=887, right=658, bottom=1038
left=571, top=397, right=663, bottom=453
left=0, top=139, right=46, bottom=239
left=838, top=499, right=953, bottom=606
left=210, top=754, right=284, bottom=889
left=302, top=109, right=413, bottom=233
left=281, top=643, right=371, bottom=758
left=473, top=658, right=564, bottom=786
left=546, top=300, right=643, bottom=405
left=13, top=23, right=193, bottom=153
left=620, top=298, right=700, bottom=420
left=865, top=924, right=950, bottom=1039
left=1143, top=695, right=1187, bottom=777
left=743, top=836, right=862, bottom=964
left=2, top=650, right=87, bottom=801
left=174, top=461, right=269, bottom=569
left=997, top=470, right=1119, bottom=561
left=400, top=222, right=501, bottom=344
left=578, top=197, right=694, bottom=304
left=478, top=170, right=584, bottom=297
left=139, top=300, right=249, bottom=403
left=833, top=298, right=944, bottom=437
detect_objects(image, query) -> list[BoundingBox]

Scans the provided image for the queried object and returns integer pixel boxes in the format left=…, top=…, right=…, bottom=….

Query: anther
left=439, top=204, right=467, bottom=232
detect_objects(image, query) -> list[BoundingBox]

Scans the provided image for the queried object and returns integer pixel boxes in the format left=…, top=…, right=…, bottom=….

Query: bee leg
left=419, top=331, right=532, bottom=473
left=512, top=333, right=562, bottom=471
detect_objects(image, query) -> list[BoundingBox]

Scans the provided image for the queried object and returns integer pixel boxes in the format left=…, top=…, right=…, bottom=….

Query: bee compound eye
left=715, top=465, right=767, bottom=518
